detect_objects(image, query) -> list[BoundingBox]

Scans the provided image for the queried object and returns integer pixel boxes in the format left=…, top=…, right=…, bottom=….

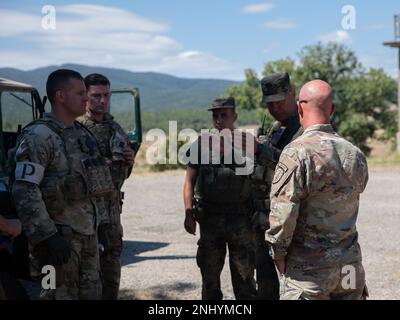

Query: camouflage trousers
left=254, top=231, right=279, bottom=300
left=196, top=210, right=256, bottom=300
left=280, top=259, right=368, bottom=300
left=98, top=212, right=123, bottom=300
left=31, top=230, right=100, bottom=300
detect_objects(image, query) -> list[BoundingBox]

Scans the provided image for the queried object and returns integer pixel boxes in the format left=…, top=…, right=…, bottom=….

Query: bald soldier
left=266, top=80, right=369, bottom=300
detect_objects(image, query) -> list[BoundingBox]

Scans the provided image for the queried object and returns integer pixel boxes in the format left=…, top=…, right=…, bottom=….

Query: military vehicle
left=110, top=87, right=143, bottom=153
left=0, top=77, right=45, bottom=299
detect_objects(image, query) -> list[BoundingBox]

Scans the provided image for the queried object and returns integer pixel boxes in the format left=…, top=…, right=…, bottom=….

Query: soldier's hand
left=45, top=232, right=72, bottom=265
left=184, top=209, right=196, bottom=235
left=98, top=223, right=109, bottom=252
left=123, top=147, right=135, bottom=166
left=2, top=218, right=22, bottom=239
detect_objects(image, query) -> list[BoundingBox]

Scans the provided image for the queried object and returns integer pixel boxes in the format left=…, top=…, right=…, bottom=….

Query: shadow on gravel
left=122, top=240, right=195, bottom=266
left=119, top=281, right=198, bottom=300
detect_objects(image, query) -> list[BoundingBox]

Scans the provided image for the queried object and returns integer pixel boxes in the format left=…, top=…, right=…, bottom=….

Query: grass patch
left=368, top=153, right=400, bottom=170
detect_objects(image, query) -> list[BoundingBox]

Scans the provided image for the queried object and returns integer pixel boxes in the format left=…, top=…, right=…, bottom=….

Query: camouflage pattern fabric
left=12, top=112, right=110, bottom=300
left=97, top=213, right=123, bottom=300
left=266, top=124, right=369, bottom=300
left=251, top=116, right=303, bottom=299
left=12, top=113, right=112, bottom=245
left=279, top=259, right=367, bottom=300
left=77, top=112, right=131, bottom=300
left=31, top=230, right=100, bottom=300
left=188, top=140, right=256, bottom=300
left=77, top=112, right=132, bottom=222
left=196, top=209, right=256, bottom=300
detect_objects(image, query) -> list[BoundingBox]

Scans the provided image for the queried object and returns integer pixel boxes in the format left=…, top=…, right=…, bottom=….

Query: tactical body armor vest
left=194, top=163, right=252, bottom=213
left=22, top=118, right=114, bottom=217
left=251, top=116, right=303, bottom=213
left=78, top=114, right=129, bottom=191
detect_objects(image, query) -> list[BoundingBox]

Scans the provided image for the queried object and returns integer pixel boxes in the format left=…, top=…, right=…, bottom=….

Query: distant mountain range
left=0, top=64, right=238, bottom=112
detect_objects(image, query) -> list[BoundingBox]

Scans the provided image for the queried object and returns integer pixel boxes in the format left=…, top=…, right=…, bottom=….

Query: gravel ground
left=119, top=170, right=400, bottom=300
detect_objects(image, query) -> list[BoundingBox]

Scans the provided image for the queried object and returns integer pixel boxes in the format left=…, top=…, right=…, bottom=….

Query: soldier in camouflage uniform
left=12, top=69, right=114, bottom=300
left=77, top=74, right=134, bottom=300
left=251, top=72, right=303, bottom=299
left=266, top=80, right=369, bottom=300
left=183, top=98, right=256, bottom=300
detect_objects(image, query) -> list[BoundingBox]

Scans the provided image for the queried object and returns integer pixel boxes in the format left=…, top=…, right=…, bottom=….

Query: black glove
left=45, top=232, right=72, bottom=265
left=97, top=224, right=109, bottom=253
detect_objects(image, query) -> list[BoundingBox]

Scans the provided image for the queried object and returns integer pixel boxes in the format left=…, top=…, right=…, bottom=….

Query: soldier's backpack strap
left=74, top=120, right=98, bottom=140
left=74, top=120, right=104, bottom=157
left=22, top=118, right=64, bottom=137
left=24, top=119, right=100, bottom=154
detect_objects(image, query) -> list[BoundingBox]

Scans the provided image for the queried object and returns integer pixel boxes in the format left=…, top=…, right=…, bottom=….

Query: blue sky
left=0, top=0, right=399, bottom=80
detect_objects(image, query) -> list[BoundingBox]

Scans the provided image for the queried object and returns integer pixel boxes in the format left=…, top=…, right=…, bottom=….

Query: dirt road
left=119, top=170, right=400, bottom=300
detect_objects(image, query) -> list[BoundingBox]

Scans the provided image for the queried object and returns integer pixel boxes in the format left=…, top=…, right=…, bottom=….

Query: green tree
left=225, top=42, right=398, bottom=155
left=224, top=68, right=273, bottom=131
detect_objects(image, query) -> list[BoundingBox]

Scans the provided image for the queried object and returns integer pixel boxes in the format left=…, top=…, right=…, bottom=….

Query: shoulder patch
left=271, top=153, right=298, bottom=196
left=272, top=162, right=288, bottom=184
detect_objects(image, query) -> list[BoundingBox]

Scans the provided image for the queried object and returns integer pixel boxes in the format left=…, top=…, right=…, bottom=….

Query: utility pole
left=383, top=15, right=400, bottom=154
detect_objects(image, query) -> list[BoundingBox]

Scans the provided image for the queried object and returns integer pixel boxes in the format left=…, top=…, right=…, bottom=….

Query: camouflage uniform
left=250, top=72, right=303, bottom=299
left=266, top=124, right=369, bottom=300
left=77, top=112, right=132, bottom=300
left=12, top=113, right=114, bottom=300
left=191, top=158, right=256, bottom=300
left=188, top=98, right=256, bottom=299
left=251, top=116, right=303, bottom=299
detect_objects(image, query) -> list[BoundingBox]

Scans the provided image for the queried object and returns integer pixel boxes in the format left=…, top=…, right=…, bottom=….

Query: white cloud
left=316, top=30, right=352, bottom=44
left=57, top=4, right=169, bottom=33
left=0, top=9, right=42, bottom=36
left=0, top=5, right=243, bottom=79
left=242, top=3, right=274, bottom=14
left=263, top=19, right=298, bottom=29
left=159, top=51, right=243, bottom=78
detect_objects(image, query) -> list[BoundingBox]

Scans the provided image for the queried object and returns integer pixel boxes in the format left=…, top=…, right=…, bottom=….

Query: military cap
left=260, top=72, right=291, bottom=104
left=208, top=97, right=236, bottom=111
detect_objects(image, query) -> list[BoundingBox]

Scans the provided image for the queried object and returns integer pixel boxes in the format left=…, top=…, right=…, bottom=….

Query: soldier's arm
left=183, top=167, right=198, bottom=211
left=266, top=148, right=307, bottom=261
left=183, top=167, right=198, bottom=235
left=12, top=130, right=58, bottom=247
left=115, top=123, right=135, bottom=178
left=360, top=152, right=369, bottom=192
left=255, top=140, right=282, bottom=167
